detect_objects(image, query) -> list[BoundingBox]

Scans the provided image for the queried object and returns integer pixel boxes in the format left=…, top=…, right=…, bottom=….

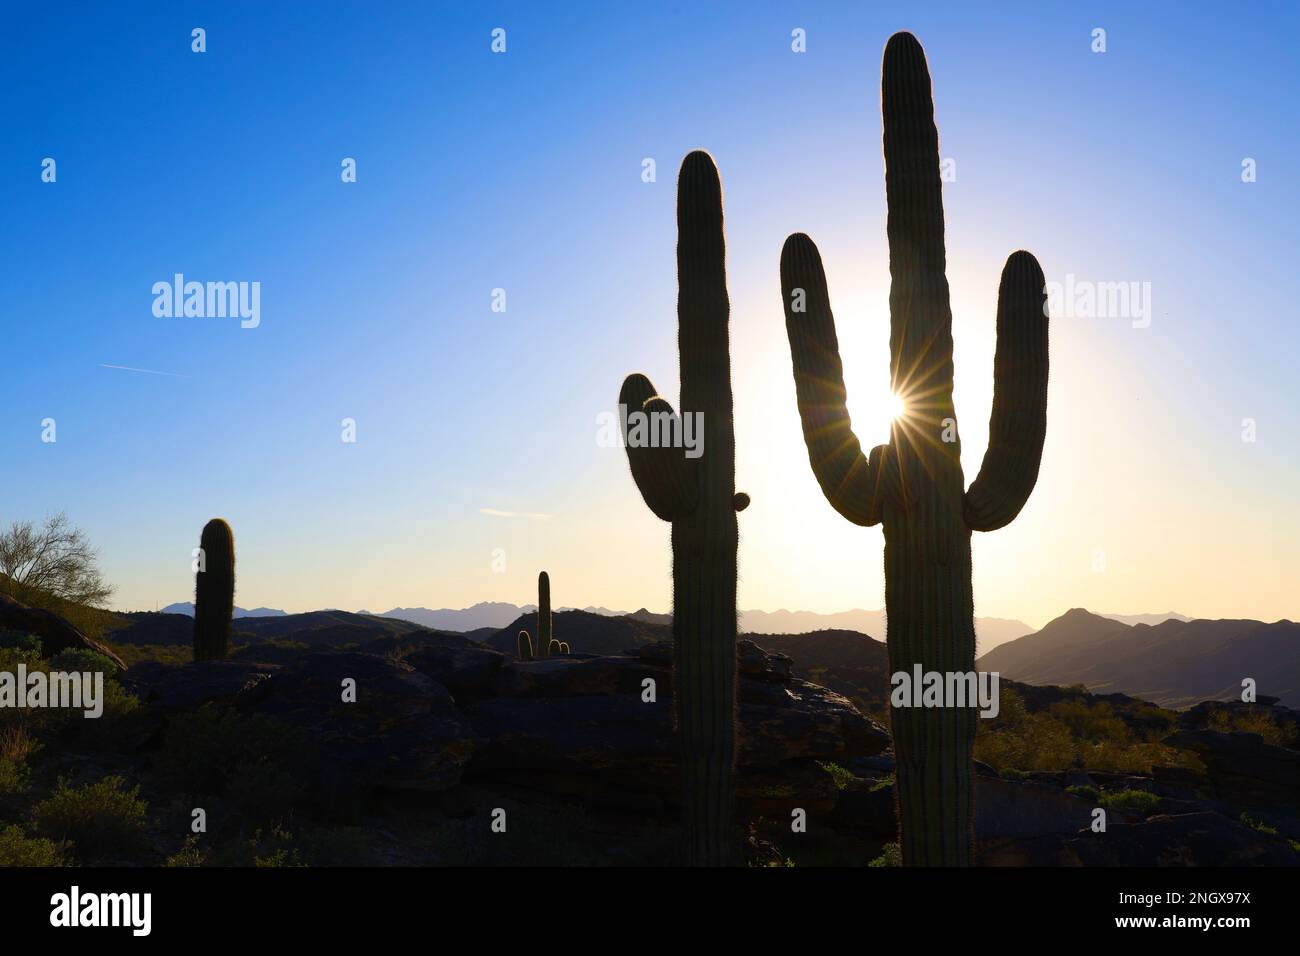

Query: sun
left=888, top=392, right=907, bottom=421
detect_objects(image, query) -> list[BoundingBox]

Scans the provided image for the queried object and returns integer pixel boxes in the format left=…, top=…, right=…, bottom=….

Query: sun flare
left=889, top=392, right=907, bottom=421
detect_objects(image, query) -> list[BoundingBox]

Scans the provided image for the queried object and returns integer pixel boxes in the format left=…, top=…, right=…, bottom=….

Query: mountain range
left=161, top=602, right=287, bottom=618
left=354, top=603, right=1035, bottom=654
left=977, top=608, right=1300, bottom=708
left=121, top=602, right=1297, bottom=710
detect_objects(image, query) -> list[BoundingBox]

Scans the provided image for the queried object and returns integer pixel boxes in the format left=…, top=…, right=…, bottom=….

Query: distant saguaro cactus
left=559, top=641, right=570, bottom=655
left=193, top=518, right=236, bottom=662
left=619, top=150, right=747, bottom=867
left=537, top=571, right=552, bottom=659
left=780, top=33, right=1049, bottom=866
left=548, top=639, right=561, bottom=656
left=517, top=630, right=534, bottom=661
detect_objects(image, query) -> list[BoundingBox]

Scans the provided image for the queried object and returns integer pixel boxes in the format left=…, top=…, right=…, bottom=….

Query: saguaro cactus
left=517, top=630, right=534, bottom=661
left=780, top=33, right=1049, bottom=866
left=193, top=518, right=236, bottom=662
left=619, top=151, right=747, bottom=866
left=537, top=571, right=552, bottom=659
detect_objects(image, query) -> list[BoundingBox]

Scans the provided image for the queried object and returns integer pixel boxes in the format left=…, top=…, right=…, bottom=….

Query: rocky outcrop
left=0, top=592, right=126, bottom=669
left=1164, top=729, right=1300, bottom=810
left=465, top=641, right=890, bottom=811
left=1067, top=811, right=1299, bottom=866
left=122, top=642, right=890, bottom=820
left=123, top=660, right=273, bottom=711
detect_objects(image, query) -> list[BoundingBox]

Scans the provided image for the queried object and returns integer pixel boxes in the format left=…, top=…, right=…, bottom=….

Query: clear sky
left=4, top=2, right=1298, bottom=629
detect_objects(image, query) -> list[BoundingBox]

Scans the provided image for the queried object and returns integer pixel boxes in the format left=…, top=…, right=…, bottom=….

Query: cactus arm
left=619, top=373, right=699, bottom=521
left=781, top=233, right=894, bottom=526
left=964, top=251, right=1049, bottom=532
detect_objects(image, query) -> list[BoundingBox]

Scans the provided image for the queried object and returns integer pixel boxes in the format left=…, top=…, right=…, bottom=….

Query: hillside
left=104, top=609, right=431, bottom=648
left=977, top=609, right=1300, bottom=708
left=486, top=609, right=670, bottom=657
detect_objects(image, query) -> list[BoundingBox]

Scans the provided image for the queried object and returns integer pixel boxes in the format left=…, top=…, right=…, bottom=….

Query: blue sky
left=3, top=2, right=1298, bottom=626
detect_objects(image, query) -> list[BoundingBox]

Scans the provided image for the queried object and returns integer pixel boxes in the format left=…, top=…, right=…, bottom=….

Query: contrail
left=480, top=508, right=552, bottom=521
left=99, top=364, right=188, bottom=378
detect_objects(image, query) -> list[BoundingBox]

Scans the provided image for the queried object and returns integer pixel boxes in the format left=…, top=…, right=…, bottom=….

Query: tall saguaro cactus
left=537, top=571, right=552, bottom=659
left=619, top=151, right=747, bottom=866
left=193, top=518, right=236, bottom=662
left=780, top=33, right=1049, bottom=866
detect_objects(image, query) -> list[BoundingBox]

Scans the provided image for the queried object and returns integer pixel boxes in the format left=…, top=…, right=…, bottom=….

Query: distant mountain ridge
left=161, top=602, right=286, bottom=618
left=1099, top=611, right=1191, bottom=627
left=368, top=603, right=1033, bottom=652
left=977, top=608, right=1300, bottom=709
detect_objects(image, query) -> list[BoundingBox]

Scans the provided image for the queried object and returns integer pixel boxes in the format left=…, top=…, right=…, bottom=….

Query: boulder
left=1164, top=729, right=1300, bottom=809
left=975, top=776, right=1099, bottom=840
left=1066, top=811, right=1300, bottom=866
left=403, top=643, right=508, bottom=704
left=464, top=644, right=889, bottom=808
left=232, top=652, right=478, bottom=808
left=0, top=592, right=126, bottom=669
left=123, top=659, right=273, bottom=711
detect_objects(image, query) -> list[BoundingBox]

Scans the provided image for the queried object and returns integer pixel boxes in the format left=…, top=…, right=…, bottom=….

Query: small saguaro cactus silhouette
left=780, top=33, right=1049, bottom=866
left=193, top=518, right=236, bottom=662
left=619, top=150, right=747, bottom=867
left=537, top=571, right=552, bottom=659
left=548, top=639, right=561, bottom=655
left=517, top=630, right=534, bottom=661
left=559, top=641, right=570, bottom=655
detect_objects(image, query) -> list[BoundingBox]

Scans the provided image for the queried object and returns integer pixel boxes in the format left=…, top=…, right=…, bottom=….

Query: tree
left=0, top=513, right=113, bottom=615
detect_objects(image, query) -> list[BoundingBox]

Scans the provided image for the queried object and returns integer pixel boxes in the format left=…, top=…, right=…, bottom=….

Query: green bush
left=1066, top=784, right=1099, bottom=803
left=48, top=647, right=123, bottom=678
left=32, top=775, right=149, bottom=859
left=817, top=761, right=854, bottom=791
left=0, top=825, right=68, bottom=866
left=1240, top=812, right=1279, bottom=836
left=1099, top=789, right=1161, bottom=816
left=868, top=843, right=901, bottom=867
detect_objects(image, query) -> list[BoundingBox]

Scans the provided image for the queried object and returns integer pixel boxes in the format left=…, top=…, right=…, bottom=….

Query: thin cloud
left=99, top=364, right=188, bottom=378
left=479, top=508, right=552, bottom=521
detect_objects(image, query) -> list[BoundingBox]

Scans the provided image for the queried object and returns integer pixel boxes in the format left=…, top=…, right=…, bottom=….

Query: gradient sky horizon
left=4, top=2, right=1298, bottom=631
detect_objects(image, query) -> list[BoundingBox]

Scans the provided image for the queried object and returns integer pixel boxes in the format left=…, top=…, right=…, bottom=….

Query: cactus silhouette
left=780, top=33, right=1049, bottom=866
left=517, top=630, right=534, bottom=661
left=548, top=639, right=561, bottom=655
left=619, top=150, right=747, bottom=866
left=537, top=571, right=552, bottom=659
left=193, top=518, right=236, bottom=662
left=559, top=641, right=570, bottom=655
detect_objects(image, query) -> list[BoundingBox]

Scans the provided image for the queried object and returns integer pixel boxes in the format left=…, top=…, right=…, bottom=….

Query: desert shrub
left=976, top=688, right=1198, bottom=774
left=1099, top=789, right=1161, bottom=816
left=0, top=825, right=68, bottom=866
left=0, top=631, right=42, bottom=654
left=48, top=647, right=122, bottom=677
left=0, top=721, right=40, bottom=795
left=1209, top=709, right=1299, bottom=747
left=156, top=705, right=311, bottom=821
left=164, top=834, right=208, bottom=867
left=868, top=842, right=901, bottom=867
left=32, top=775, right=149, bottom=858
left=1240, top=812, right=1279, bottom=836
left=818, top=761, right=854, bottom=791
left=1066, top=784, right=1099, bottom=803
